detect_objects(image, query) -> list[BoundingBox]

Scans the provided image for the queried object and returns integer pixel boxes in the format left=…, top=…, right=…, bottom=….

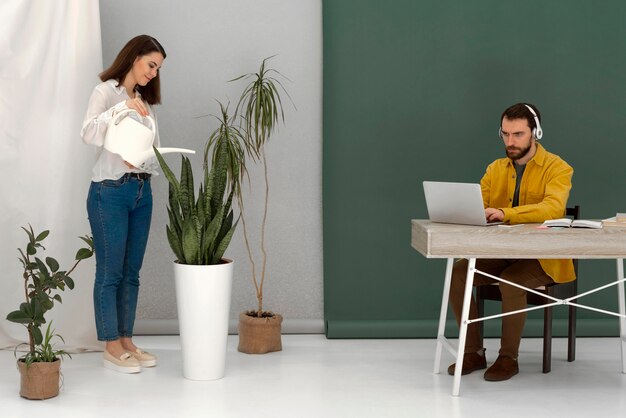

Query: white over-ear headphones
left=499, top=104, right=543, bottom=140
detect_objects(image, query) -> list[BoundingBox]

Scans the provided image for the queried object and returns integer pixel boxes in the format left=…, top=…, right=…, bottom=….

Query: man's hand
left=485, top=207, right=505, bottom=223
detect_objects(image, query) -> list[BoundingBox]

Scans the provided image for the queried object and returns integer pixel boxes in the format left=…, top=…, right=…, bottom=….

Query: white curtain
left=0, top=0, right=103, bottom=351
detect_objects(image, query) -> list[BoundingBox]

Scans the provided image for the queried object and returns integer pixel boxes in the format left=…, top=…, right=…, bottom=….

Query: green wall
left=323, top=0, right=626, bottom=338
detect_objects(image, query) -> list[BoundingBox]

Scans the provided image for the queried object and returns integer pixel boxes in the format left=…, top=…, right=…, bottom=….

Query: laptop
left=423, top=181, right=502, bottom=226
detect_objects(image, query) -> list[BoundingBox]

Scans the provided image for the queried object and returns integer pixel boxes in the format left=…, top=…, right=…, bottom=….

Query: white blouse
left=81, top=79, right=160, bottom=181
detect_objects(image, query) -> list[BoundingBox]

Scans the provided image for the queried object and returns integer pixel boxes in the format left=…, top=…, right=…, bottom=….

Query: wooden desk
left=411, top=220, right=626, bottom=396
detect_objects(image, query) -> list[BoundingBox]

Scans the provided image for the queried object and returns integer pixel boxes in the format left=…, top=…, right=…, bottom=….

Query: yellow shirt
left=480, top=143, right=575, bottom=283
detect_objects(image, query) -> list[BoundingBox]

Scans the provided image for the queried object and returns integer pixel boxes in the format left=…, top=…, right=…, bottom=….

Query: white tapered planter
left=174, top=259, right=233, bottom=380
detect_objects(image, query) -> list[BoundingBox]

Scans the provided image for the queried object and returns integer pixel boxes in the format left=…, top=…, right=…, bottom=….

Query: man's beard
left=506, top=143, right=532, bottom=161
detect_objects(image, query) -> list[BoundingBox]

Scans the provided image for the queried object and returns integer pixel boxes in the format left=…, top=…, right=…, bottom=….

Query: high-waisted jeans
left=86, top=174, right=152, bottom=341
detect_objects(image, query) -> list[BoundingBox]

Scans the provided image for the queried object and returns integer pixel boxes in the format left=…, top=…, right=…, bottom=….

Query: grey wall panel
left=99, top=0, right=323, bottom=330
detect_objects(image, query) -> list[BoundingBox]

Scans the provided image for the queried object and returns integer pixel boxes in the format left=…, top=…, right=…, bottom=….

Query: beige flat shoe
left=129, top=348, right=157, bottom=367
left=103, top=351, right=141, bottom=374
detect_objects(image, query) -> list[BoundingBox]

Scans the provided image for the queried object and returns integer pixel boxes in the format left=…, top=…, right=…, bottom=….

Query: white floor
left=1, top=335, right=626, bottom=418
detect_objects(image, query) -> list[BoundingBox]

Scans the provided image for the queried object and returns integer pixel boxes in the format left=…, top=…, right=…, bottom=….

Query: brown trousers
left=449, top=258, right=554, bottom=359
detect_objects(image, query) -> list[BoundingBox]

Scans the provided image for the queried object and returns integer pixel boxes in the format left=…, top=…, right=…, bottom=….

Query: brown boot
left=447, top=350, right=487, bottom=375
left=483, top=355, right=519, bottom=381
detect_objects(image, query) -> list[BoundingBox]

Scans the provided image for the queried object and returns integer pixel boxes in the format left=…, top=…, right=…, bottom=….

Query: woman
left=81, top=35, right=165, bottom=373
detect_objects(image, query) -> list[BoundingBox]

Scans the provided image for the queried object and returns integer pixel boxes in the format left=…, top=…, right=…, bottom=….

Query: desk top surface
left=411, top=220, right=626, bottom=259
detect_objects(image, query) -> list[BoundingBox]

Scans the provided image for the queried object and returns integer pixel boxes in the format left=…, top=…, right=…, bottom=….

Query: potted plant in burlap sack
left=231, top=57, right=293, bottom=354
left=154, top=103, right=246, bottom=380
left=6, top=225, right=93, bottom=399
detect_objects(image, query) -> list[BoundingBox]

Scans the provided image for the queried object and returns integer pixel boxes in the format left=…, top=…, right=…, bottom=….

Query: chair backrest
left=566, top=205, right=580, bottom=277
left=566, top=205, right=580, bottom=220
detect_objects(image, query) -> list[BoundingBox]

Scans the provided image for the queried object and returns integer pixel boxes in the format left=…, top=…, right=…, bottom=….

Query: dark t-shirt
left=512, top=162, right=526, bottom=207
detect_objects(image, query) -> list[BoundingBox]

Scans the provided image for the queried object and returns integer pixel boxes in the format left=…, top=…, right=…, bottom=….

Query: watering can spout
left=155, top=147, right=196, bottom=156
left=129, top=148, right=196, bottom=167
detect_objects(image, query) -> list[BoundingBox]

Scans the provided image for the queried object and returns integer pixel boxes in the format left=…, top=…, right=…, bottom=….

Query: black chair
left=476, top=206, right=579, bottom=373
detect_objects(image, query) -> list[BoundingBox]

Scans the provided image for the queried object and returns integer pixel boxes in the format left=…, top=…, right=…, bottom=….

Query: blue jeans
left=86, top=174, right=152, bottom=341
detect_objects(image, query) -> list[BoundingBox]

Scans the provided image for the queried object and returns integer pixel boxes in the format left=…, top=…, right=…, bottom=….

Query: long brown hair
left=99, top=35, right=166, bottom=105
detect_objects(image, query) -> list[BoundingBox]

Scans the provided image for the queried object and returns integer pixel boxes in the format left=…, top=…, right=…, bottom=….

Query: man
left=448, top=103, right=575, bottom=381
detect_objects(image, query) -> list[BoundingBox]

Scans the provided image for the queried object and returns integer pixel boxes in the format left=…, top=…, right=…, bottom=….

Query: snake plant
left=154, top=104, right=244, bottom=265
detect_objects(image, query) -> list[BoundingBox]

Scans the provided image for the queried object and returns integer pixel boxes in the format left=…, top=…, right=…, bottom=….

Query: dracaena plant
left=154, top=103, right=246, bottom=265
left=230, top=56, right=292, bottom=317
left=6, top=225, right=94, bottom=364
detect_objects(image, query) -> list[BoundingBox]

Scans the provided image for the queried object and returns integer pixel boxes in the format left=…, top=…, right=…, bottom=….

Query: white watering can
left=104, top=109, right=195, bottom=167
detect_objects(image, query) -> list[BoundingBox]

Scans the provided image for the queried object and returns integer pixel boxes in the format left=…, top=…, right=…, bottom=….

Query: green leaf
left=154, top=147, right=181, bottom=197
left=200, top=228, right=212, bottom=264
left=212, top=219, right=238, bottom=264
left=31, top=297, right=43, bottom=318
left=64, top=276, right=75, bottom=290
left=53, top=294, right=63, bottom=303
left=220, top=189, right=234, bottom=232
left=79, top=235, right=94, bottom=248
left=39, top=297, right=53, bottom=312
left=185, top=157, right=196, bottom=218
left=34, top=257, right=50, bottom=278
left=26, top=242, right=36, bottom=255
left=6, top=310, right=31, bottom=324
left=181, top=218, right=199, bottom=265
left=75, top=247, right=93, bottom=260
left=209, top=139, right=228, bottom=216
left=168, top=186, right=183, bottom=235
left=196, top=186, right=206, bottom=229
left=21, top=225, right=35, bottom=242
left=46, top=257, right=59, bottom=272
left=35, top=230, right=50, bottom=242
left=205, top=205, right=224, bottom=248
left=166, top=225, right=185, bottom=263
left=218, top=210, right=234, bottom=244
left=31, top=326, right=43, bottom=346
left=179, top=156, right=196, bottom=219
left=20, top=302, right=32, bottom=316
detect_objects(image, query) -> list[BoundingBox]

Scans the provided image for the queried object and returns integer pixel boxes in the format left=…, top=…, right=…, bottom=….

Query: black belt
left=125, top=172, right=151, bottom=180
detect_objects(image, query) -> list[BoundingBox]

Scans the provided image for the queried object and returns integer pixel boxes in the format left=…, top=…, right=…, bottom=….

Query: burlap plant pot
left=237, top=312, right=283, bottom=354
left=17, top=359, right=61, bottom=400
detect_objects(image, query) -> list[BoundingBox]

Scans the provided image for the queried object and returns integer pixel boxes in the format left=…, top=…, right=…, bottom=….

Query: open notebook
left=423, top=181, right=502, bottom=226
left=542, top=218, right=602, bottom=229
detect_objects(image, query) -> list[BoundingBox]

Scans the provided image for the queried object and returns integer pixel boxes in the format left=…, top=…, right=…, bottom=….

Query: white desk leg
left=434, top=258, right=455, bottom=374
left=617, top=258, right=626, bottom=373
left=452, top=258, right=476, bottom=397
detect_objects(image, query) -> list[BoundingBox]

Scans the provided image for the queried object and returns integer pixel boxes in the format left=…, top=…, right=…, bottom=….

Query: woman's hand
left=126, top=97, right=149, bottom=117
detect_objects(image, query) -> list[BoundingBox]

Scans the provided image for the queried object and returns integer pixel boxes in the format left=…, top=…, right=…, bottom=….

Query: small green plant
left=6, top=225, right=94, bottom=363
left=154, top=104, right=244, bottom=265
left=17, top=322, right=69, bottom=366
